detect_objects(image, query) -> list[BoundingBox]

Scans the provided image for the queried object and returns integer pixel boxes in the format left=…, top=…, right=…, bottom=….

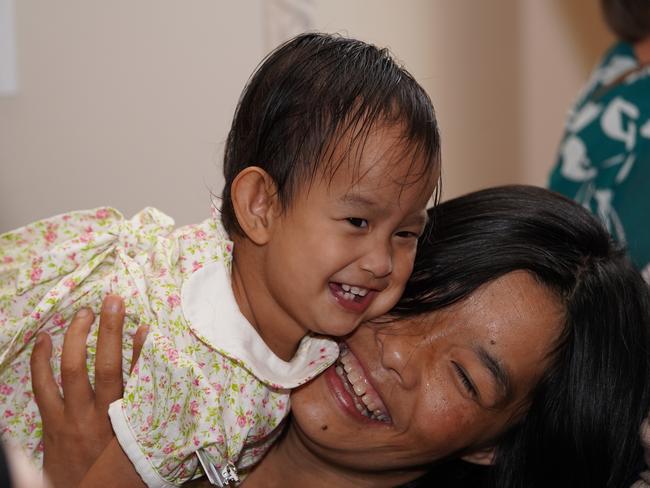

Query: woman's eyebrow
left=475, top=345, right=512, bottom=401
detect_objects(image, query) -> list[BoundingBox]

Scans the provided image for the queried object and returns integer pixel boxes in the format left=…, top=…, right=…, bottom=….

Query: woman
left=30, top=186, right=650, bottom=487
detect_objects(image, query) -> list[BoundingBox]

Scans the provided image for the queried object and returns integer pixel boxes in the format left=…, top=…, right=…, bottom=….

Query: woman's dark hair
left=220, top=32, right=440, bottom=237
left=395, top=185, right=650, bottom=488
left=601, top=0, right=650, bottom=43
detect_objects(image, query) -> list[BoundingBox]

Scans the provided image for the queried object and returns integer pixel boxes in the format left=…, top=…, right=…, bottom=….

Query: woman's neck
left=634, top=36, right=650, bottom=65
left=241, top=424, right=419, bottom=488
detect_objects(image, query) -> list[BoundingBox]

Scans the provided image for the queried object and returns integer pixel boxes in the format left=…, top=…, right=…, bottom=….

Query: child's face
left=264, top=123, right=437, bottom=339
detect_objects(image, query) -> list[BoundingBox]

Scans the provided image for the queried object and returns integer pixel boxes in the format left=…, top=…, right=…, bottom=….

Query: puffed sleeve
left=108, top=332, right=246, bottom=487
left=0, top=207, right=175, bottom=367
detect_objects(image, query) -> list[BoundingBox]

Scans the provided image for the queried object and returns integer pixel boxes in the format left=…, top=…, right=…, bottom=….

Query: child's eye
left=452, top=362, right=478, bottom=397
left=395, top=230, right=420, bottom=239
left=347, top=218, right=368, bottom=229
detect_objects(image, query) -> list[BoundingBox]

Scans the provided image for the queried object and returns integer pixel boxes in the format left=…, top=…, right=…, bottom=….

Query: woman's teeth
left=335, top=344, right=390, bottom=423
left=340, top=283, right=369, bottom=301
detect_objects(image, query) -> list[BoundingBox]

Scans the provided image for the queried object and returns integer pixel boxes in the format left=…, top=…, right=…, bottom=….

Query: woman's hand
left=30, top=295, right=148, bottom=488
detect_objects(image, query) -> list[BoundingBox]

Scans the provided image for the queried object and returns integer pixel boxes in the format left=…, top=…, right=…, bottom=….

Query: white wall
left=0, top=0, right=612, bottom=231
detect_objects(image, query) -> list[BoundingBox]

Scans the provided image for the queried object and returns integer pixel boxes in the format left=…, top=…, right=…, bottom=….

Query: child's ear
left=230, top=166, right=279, bottom=245
left=461, top=446, right=496, bottom=466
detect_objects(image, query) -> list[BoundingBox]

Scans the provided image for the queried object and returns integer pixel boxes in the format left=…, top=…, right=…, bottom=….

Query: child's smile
left=328, top=282, right=377, bottom=314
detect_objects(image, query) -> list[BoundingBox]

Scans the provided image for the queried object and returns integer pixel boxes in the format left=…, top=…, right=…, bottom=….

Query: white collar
left=181, top=260, right=339, bottom=389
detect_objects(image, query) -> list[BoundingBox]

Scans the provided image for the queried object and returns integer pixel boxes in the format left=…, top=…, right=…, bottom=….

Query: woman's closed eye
left=347, top=217, right=369, bottom=229
left=452, top=362, right=478, bottom=397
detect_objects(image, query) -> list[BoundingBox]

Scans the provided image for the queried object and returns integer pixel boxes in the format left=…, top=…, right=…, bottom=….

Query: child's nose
left=359, top=240, right=393, bottom=279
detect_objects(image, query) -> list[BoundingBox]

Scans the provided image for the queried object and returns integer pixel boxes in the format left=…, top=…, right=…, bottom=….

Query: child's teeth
left=358, top=289, right=368, bottom=297
left=342, top=284, right=351, bottom=292
left=351, top=286, right=360, bottom=294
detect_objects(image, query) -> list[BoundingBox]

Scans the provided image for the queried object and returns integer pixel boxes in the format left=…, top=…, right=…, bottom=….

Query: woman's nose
left=375, top=327, right=421, bottom=389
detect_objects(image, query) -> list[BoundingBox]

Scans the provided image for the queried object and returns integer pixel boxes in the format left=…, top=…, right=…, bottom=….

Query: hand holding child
left=30, top=295, right=148, bottom=488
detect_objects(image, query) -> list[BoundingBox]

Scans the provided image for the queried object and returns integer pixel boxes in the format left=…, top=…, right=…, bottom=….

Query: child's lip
left=328, top=282, right=377, bottom=313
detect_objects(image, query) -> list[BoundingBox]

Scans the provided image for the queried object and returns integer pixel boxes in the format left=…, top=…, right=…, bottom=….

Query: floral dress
left=0, top=207, right=338, bottom=487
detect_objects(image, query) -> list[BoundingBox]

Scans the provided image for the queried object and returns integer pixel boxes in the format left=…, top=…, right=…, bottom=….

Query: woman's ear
left=461, top=447, right=496, bottom=466
left=230, top=167, right=279, bottom=245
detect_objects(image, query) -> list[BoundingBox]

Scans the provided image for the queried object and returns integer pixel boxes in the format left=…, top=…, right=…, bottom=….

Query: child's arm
left=80, top=438, right=147, bottom=488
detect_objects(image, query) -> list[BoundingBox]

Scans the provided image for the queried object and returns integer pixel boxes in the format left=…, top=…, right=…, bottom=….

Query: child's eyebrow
left=339, top=193, right=379, bottom=208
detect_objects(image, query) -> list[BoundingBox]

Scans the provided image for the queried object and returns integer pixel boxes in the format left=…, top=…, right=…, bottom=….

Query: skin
left=230, top=122, right=436, bottom=360
left=634, top=36, right=650, bottom=64
left=33, top=271, right=563, bottom=487
left=30, top=296, right=148, bottom=488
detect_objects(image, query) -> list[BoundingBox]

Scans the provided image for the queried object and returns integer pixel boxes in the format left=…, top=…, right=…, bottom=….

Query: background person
left=549, top=0, right=650, bottom=281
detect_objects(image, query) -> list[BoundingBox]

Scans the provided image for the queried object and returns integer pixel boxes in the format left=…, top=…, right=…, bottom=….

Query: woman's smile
left=328, top=343, right=391, bottom=423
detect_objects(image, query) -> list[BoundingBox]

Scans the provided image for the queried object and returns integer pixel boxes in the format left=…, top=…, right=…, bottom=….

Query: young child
left=0, top=33, right=439, bottom=486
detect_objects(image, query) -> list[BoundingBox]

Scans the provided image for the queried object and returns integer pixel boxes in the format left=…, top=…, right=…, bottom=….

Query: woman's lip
left=324, top=365, right=382, bottom=424
left=323, top=346, right=392, bottom=425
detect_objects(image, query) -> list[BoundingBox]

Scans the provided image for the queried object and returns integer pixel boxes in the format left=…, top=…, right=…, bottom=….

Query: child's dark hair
left=221, top=32, right=441, bottom=237
left=394, top=185, right=650, bottom=488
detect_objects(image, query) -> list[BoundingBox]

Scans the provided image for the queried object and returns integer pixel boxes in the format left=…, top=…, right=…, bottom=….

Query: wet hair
left=220, top=32, right=440, bottom=237
left=395, top=185, right=650, bottom=488
left=601, top=0, right=650, bottom=43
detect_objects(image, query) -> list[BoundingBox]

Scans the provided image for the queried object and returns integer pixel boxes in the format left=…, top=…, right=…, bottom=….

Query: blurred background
left=0, top=0, right=613, bottom=231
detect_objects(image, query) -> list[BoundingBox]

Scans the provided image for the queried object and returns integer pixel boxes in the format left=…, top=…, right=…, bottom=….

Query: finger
left=95, top=295, right=126, bottom=410
left=30, top=332, right=64, bottom=424
left=61, top=307, right=95, bottom=411
left=129, top=324, right=149, bottom=374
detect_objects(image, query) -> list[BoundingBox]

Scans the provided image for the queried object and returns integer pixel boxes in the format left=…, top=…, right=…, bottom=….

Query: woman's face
left=289, top=271, right=564, bottom=473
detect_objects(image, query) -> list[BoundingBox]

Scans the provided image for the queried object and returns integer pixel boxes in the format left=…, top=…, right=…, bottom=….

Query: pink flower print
left=171, top=403, right=181, bottom=415
left=277, top=399, right=286, bottom=410
left=146, top=415, right=153, bottom=428
left=189, top=400, right=200, bottom=417
left=62, top=214, right=71, bottom=221
left=320, top=347, right=326, bottom=353
left=67, top=252, right=77, bottom=262
left=31, top=311, right=41, bottom=320
left=30, top=266, right=43, bottom=283
left=194, top=229, right=207, bottom=240
left=2, top=256, right=13, bottom=264
left=193, top=436, right=200, bottom=447
left=44, top=229, right=57, bottom=244
left=52, top=313, right=66, bottom=328
left=192, top=261, right=202, bottom=272
left=95, top=208, right=110, bottom=219
left=0, top=384, right=14, bottom=395
left=3, top=410, right=13, bottom=418
left=226, top=244, right=233, bottom=253
left=64, top=278, right=76, bottom=290
left=237, top=415, right=246, bottom=428
left=162, top=443, right=175, bottom=455
left=23, top=330, right=34, bottom=344
left=166, top=348, right=179, bottom=363
left=167, top=294, right=181, bottom=309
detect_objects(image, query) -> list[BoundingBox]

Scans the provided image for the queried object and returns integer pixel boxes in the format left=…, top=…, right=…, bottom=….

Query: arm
left=30, top=295, right=148, bottom=488
left=79, top=438, right=146, bottom=488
